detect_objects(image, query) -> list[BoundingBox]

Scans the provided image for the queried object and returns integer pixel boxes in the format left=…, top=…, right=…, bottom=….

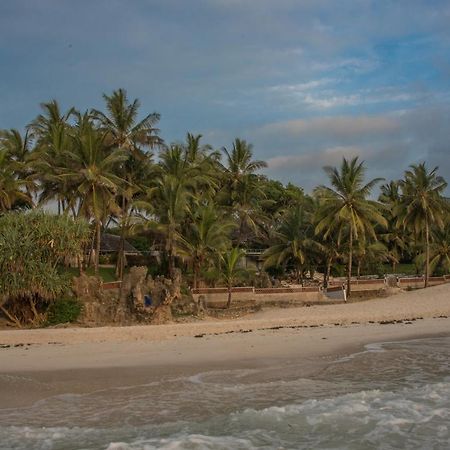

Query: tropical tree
left=0, top=128, right=36, bottom=200
left=176, top=206, right=234, bottom=289
left=58, top=115, right=127, bottom=274
left=263, top=206, right=323, bottom=284
left=0, top=150, right=31, bottom=212
left=315, top=157, right=387, bottom=296
left=397, top=163, right=448, bottom=286
left=0, top=211, right=89, bottom=327
left=29, top=100, right=76, bottom=213
left=152, top=144, right=218, bottom=278
left=219, top=247, right=246, bottom=308
left=91, top=88, right=162, bottom=155
left=91, top=88, right=162, bottom=277
left=415, top=223, right=450, bottom=276
left=220, top=139, right=267, bottom=245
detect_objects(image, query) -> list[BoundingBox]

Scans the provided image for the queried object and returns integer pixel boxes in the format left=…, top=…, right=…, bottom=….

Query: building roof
left=100, top=233, right=141, bottom=254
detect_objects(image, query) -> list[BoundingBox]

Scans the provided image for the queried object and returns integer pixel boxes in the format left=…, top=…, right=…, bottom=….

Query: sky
left=1, top=0, right=450, bottom=192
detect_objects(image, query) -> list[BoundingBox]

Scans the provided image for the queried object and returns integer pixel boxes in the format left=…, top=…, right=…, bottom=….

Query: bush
left=46, top=298, right=83, bottom=325
left=0, top=211, right=89, bottom=326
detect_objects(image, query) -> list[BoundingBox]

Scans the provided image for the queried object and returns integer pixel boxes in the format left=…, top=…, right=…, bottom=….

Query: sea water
left=0, top=336, right=449, bottom=449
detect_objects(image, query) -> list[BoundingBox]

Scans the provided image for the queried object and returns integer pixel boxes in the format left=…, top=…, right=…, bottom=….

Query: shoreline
left=1, top=318, right=449, bottom=409
left=1, top=283, right=450, bottom=409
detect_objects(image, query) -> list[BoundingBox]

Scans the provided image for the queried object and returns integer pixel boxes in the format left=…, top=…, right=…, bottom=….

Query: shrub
left=46, top=298, right=83, bottom=325
left=0, top=211, right=89, bottom=327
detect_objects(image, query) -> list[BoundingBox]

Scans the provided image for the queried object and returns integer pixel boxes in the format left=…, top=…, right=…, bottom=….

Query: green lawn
left=62, top=266, right=117, bottom=282
left=382, top=263, right=418, bottom=275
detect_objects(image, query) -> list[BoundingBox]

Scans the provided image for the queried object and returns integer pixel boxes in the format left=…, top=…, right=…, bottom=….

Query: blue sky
left=1, top=0, right=450, bottom=191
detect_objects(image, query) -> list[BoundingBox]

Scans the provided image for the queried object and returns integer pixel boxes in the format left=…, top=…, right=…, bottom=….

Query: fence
left=100, top=276, right=450, bottom=293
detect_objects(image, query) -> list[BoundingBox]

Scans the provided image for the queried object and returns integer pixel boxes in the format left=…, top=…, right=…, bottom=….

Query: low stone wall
left=192, top=286, right=323, bottom=305
left=328, top=279, right=386, bottom=291
left=397, top=276, right=450, bottom=288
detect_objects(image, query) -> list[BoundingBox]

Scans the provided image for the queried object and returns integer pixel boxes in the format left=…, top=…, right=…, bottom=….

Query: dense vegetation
left=1, top=88, right=449, bottom=310
left=0, top=211, right=89, bottom=326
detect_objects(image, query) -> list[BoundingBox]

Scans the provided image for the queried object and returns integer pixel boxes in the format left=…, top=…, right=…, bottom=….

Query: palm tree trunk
left=425, top=219, right=430, bottom=288
left=95, top=220, right=101, bottom=275
left=193, top=261, right=199, bottom=290
left=347, top=228, right=353, bottom=297
left=226, top=284, right=232, bottom=308
left=116, top=197, right=128, bottom=280
left=357, top=259, right=361, bottom=279
left=77, top=254, right=84, bottom=276
left=325, top=257, right=332, bottom=288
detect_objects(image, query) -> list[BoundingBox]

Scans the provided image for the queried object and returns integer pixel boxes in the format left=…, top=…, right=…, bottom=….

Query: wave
left=2, top=381, right=449, bottom=449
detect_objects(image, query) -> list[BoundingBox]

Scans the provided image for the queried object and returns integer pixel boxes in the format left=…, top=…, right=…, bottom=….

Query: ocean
left=0, top=336, right=449, bottom=449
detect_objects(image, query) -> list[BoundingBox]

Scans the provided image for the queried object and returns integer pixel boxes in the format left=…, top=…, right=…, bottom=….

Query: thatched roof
left=100, top=233, right=140, bottom=254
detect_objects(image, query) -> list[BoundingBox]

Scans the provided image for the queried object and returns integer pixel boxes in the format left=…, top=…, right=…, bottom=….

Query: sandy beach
left=0, top=284, right=449, bottom=409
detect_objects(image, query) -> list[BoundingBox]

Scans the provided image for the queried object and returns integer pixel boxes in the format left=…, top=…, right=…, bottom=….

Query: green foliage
left=315, top=157, right=387, bottom=294
left=46, top=297, right=82, bottom=325
left=0, top=211, right=89, bottom=325
left=263, top=206, right=323, bottom=283
left=2, top=90, right=450, bottom=317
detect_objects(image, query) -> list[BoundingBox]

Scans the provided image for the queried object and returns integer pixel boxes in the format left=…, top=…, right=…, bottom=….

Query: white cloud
left=267, top=146, right=362, bottom=171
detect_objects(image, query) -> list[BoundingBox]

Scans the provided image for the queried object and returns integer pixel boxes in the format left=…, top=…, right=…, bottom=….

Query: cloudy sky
left=1, top=0, right=450, bottom=191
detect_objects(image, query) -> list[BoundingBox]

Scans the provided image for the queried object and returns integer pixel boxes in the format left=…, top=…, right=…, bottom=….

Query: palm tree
left=315, top=157, right=387, bottom=296
left=92, top=88, right=162, bottom=278
left=397, top=163, right=448, bottom=286
left=91, top=88, right=162, bottom=155
left=219, top=247, right=246, bottom=308
left=152, top=144, right=218, bottom=278
left=219, top=140, right=268, bottom=246
left=416, top=223, right=450, bottom=276
left=263, top=206, right=323, bottom=284
left=353, top=239, right=389, bottom=278
left=176, top=206, right=234, bottom=289
left=222, top=138, right=267, bottom=188
left=59, top=115, right=128, bottom=274
left=0, top=150, right=31, bottom=212
left=378, top=180, right=408, bottom=272
left=29, top=100, right=76, bottom=213
left=185, top=132, right=220, bottom=164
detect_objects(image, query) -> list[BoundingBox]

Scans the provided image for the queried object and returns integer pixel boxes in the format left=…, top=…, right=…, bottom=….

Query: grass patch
left=46, top=298, right=82, bottom=325
left=382, top=263, right=418, bottom=275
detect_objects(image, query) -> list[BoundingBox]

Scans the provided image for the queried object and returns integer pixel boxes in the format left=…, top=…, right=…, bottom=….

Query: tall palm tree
left=91, top=88, right=162, bottom=156
left=263, top=206, right=323, bottom=284
left=0, top=129, right=36, bottom=203
left=29, top=100, right=76, bottom=213
left=379, top=180, right=408, bottom=273
left=184, top=132, right=220, bottom=164
left=176, top=206, right=234, bottom=289
left=415, top=223, right=450, bottom=276
left=222, top=138, right=267, bottom=187
left=0, top=150, right=31, bottom=212
left=220, top=139, right=267, bottom=246
left=315, top=157, right=386, bottom=296
left=152, top=144, right=218, bottom=278
left=59, top=115, right=128, bottom=274
left=397, top=163, right=448, bottom=287
left=92, top=88, right=162, bottom=277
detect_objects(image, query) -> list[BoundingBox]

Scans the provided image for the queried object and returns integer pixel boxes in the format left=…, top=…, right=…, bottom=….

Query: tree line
left=1, top=88, right=449, bottom=300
